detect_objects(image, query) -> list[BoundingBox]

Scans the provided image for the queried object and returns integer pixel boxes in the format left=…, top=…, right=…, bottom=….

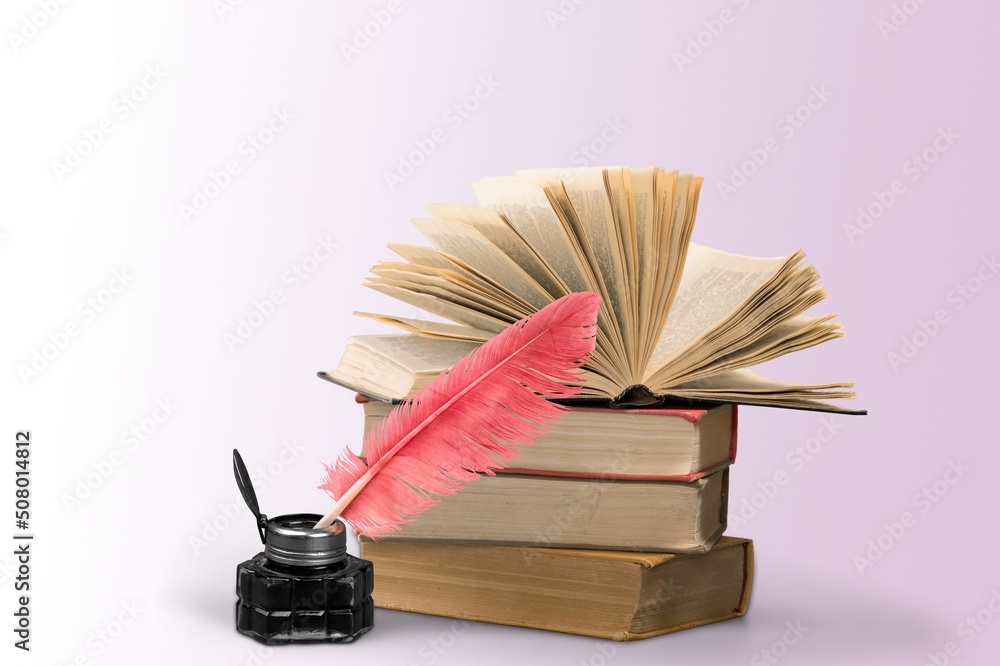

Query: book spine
left=730, top=404, right=738, bottom=463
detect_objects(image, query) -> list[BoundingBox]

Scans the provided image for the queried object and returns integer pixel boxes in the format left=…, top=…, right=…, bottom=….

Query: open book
left=324, top=167, right=863, bottom=414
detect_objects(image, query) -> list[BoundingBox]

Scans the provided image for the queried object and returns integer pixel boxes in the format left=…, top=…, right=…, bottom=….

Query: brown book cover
left=360, top=536, right=753, bottom=641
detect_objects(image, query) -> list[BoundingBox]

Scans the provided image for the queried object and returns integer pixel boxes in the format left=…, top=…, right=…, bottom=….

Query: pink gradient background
left=4, top=1, right=999, bottom=664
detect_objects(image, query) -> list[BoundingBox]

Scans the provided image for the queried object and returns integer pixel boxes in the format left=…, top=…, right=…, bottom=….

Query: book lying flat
left=325, top=166, right=864, bottom=414
left=359, top=395, right=737, bottom=480
left=369, top=467, right=729, bottom=554
left=360, top=536, right=754, bottom=641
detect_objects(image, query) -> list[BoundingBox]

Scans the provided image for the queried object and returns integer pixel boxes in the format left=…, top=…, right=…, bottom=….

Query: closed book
left=370, top=467, right=729, bottom=553
left=360, top=536, right=754, bottom=641
left=360, top=394, right=737, bottom=480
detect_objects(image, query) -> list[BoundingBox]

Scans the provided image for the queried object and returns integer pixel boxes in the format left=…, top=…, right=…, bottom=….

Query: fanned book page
left=322, top=166, right=865, bottom=414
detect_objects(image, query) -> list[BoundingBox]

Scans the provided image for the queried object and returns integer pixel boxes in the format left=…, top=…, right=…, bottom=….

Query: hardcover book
left=359, top=395, right=737, bottom=480
left=360, top=536, right=754, bottom=640
left=367, top=467, right=729, bottom=554
left=323, top=167, right=863, bottom=414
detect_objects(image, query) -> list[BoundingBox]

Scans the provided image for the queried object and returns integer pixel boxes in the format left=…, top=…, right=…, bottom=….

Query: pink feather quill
left=314, top=291, right=601, bottom=535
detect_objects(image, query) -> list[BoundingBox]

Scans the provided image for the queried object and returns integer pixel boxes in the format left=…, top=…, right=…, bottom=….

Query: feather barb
left=315, top=292, right=601, bottom=535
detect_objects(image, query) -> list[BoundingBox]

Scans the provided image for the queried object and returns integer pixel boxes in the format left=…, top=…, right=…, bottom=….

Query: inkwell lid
left=233, top=449, right=346, bottom=567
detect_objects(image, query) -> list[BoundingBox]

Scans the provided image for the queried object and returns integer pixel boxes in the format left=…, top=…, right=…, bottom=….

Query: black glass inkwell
left=232, top=450, right=373, bottom=644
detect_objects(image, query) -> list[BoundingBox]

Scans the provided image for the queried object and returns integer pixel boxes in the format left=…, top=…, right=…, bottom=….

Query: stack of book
left=323, top=166, right=861, bottom=640
left=354, top=394, right=751, bottom=640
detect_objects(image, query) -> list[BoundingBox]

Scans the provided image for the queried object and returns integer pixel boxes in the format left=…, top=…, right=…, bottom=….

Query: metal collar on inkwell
left=265, top=514, right=346, bottom=566
left=233, top=449, right=346, bottom=567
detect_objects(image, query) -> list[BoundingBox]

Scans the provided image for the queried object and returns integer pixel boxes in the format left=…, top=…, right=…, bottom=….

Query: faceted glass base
left=236, top=552, right=374, bottom=644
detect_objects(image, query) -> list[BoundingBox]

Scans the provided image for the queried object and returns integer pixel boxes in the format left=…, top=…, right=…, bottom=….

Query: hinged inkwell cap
left=232, top=449, right=374, bottom=644
left=233, top=449, right=348, bottom=564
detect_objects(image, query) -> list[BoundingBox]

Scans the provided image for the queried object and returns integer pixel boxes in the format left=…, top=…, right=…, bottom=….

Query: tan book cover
left=371, top=468, right=729, bottom=554
left=361, top=536, right=753, bottom=641
left=361, top=396, right=738, bottom=480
